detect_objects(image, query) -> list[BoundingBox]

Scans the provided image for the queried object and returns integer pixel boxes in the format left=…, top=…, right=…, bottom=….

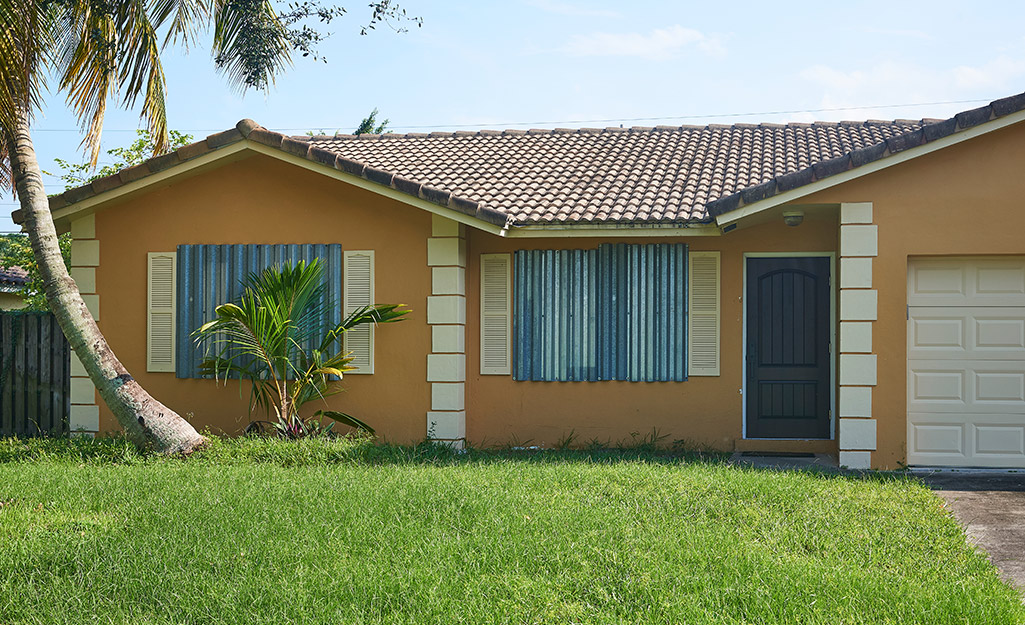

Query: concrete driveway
left=918, top=471, right=1025, bottom=592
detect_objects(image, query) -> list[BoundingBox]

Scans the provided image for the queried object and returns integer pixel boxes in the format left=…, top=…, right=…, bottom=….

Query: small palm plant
left=192, top=259, right=408, bottom=437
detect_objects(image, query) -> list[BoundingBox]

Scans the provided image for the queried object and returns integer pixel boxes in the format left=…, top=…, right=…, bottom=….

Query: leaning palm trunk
left=5, top=111, right=205, bottom=454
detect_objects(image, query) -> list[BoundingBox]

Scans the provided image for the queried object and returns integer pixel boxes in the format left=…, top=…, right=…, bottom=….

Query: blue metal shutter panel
left=514, top=243, right=687, bottom=382
left=176, top=244, right=342, bottom=378
left=513, top=249, right=599, bottom=381
left=595, top=242, right=687, bottom=382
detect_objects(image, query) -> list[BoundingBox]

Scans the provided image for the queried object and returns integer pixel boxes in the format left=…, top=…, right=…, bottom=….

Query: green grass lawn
left=0, top=437, right=1020, bottom=624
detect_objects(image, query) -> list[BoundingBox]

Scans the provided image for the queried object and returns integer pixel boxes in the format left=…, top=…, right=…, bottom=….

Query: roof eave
left=713, top=96, right=1025, bottom=227
left=26, top=120, right=512, bottom=237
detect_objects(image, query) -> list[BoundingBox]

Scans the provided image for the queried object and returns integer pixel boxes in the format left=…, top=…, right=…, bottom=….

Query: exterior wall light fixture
left=782, top=211, right=805, bottom=227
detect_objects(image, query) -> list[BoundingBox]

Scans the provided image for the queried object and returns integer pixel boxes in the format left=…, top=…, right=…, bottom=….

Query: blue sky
left=4, top=0, right=1024, bottom=231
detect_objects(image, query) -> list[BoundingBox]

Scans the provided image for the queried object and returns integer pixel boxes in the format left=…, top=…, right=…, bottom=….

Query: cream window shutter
left=344, top=251, right=375, bottom=374
left=688, top=251, right=720, bottom=376
left=147, top=252, right=177, bottom=372
left=480, top=253, right=512, bottom=375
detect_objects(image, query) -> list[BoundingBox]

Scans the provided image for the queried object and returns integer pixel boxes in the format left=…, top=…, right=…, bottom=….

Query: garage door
left=908, top=257, right=1025, bottom=467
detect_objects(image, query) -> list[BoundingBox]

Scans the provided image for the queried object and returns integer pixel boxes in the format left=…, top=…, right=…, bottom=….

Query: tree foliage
left=0, top=232, right=70, bottom=311
left=47, top=129, right=194, bottom=190
left=353, top=107, right=389, bottom=135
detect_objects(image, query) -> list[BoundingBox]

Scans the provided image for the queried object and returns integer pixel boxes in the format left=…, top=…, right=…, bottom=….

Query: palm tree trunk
left=5, top=110, right=205, bottom=454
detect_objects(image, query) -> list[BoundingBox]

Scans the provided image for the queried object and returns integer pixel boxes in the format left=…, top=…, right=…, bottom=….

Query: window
left=170, top=243, right=343, bottom=378
left=513, top=243, right=688, bottom=382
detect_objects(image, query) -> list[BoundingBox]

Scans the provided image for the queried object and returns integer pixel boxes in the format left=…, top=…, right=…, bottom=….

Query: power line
left=386, top=98, right=992, bottom=130
left=26, top=97, right=995, bottom=134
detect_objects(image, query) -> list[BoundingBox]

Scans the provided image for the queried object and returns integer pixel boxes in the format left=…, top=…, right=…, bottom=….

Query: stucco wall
left=92, top=153, right=432, bottom=441
left=799, top=119, right=1025, bottom=468
left=466, top=214, right=840, bottom=452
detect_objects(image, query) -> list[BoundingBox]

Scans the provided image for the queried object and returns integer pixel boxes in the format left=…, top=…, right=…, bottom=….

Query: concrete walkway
left=917, top=471, right=1025, bottom=592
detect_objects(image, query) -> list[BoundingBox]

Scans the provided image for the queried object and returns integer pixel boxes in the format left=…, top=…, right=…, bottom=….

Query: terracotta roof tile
left=307, top=117, right=932, bottom=224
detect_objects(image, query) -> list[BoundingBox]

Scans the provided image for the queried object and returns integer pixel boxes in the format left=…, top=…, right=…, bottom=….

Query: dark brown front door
left=746, top=257, right=832, bottom=439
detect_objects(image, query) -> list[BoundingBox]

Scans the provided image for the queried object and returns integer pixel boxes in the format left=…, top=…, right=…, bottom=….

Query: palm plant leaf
left=193, top=259, right=408, bottom=436
left=49, top=0, right=170, bottom=163
left=314, top=410, right=375, bottom=434
left=320, top=303, right=409, bottom=352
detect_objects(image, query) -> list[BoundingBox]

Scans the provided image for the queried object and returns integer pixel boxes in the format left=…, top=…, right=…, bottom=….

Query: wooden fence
left=0, top=312, right=70, bottom=436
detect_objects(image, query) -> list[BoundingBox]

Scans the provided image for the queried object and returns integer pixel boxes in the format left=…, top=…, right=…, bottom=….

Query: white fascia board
left=715, top=109, right=1025, bottom=227
left=506, top=224, right=721, bottom=238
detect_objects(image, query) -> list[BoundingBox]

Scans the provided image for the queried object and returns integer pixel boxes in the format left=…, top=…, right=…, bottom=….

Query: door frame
left=741, top=252, right=837, bottom=440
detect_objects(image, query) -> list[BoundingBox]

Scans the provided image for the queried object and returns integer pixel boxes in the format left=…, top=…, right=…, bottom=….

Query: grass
left=0, top=436, right=1020, bottom=624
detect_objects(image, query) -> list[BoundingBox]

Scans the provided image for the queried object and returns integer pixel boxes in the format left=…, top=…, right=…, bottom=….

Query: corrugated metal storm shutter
left=147, top=252, right=176, bottom=372
left=687, top=251, right=720, bottom=376
left=514, top=248, right=599, bottom=381
left=480, top=253, right=511, bottom=375
left=514, top=243, right=686, bottom=382
left=343, top=251, right=375, bottom=374
left=176, top=244, right=342, bottom=378
left=597, top=243, right=687, bottom=382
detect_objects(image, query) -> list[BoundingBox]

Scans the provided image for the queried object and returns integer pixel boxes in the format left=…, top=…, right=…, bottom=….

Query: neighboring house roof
left=19, top=92, right=1025, bottom=232
left=0, top=266, right=28, bottom=293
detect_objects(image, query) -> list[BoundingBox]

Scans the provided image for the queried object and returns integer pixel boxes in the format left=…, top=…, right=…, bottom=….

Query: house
left=0, top=266, right=28, bottom=310
left=18, top=91, right=1025, bottom=469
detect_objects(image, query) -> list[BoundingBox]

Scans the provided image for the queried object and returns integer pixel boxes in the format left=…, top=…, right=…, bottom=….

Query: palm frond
left=212, top=0, right=291, bottom=92
left=118, top=0, right=169, bottom=154
left=320, top=303, right=409, bottom=352
left=149, top=0, right=210, bottom=48
left=0, top=0, right=51, bottom=147
left=54, top=0, right=119, bottom=165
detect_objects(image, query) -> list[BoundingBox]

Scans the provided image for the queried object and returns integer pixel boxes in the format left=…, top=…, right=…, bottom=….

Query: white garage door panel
left=909, top=258, right=1025, bottom=307
left=908, top=257, right=1025, bottom=468
left=909, top=308, right=1025, bottom=360
left=909, top=360, right=1025, bottom=413
left=910, top=414, right=1025, bottom=467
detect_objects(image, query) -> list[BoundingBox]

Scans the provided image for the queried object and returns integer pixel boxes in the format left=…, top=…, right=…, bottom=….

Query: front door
left=746, top=257, right=832, bottom=439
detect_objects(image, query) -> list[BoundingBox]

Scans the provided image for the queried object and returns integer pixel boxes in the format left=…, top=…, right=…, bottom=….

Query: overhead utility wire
left=26, top=98, right=994, bottom=134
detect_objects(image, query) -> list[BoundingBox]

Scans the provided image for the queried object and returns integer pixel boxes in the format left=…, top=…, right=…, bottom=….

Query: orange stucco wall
left=465, top=214, right=839, bottom=452
left=92, top=153, right=432, bottom=441
left=799, top=119, right=1025, bottom=468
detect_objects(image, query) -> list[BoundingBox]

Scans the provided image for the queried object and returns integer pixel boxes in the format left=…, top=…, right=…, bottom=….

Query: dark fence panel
left=0, top=312, right=70, bottom=436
